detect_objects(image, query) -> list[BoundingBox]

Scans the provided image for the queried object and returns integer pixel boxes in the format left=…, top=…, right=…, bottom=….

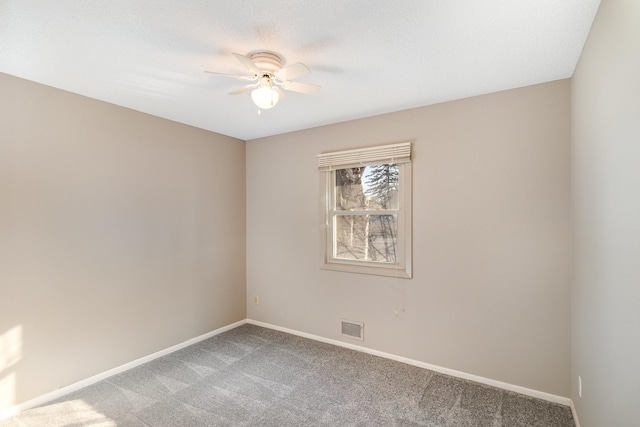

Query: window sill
left=321, top=261, right=412, bottom=278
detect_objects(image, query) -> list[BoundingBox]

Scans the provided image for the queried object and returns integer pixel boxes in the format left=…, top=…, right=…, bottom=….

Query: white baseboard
left=570, top=399, right=581, bottom=427
left=0, top=319, right=247, bottom=420
left=247, top=319, right=573, bottom=407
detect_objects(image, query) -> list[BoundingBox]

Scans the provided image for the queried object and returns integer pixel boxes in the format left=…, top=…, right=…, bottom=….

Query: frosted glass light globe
left=251, top=85, right=279, bottom=109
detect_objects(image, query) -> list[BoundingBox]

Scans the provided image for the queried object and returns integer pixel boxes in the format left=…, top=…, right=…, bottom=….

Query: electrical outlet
left=578, top=375, right=582, bottom=398
left=254, top=296, right=259, bottom=304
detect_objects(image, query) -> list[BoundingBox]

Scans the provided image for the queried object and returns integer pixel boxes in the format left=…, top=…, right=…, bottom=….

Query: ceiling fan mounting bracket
left=248, top=51, right=284, bottom=73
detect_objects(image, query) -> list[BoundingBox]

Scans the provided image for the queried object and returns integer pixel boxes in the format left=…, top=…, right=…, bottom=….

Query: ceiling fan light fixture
left=206, top=51, right=319, bottom=110
left=251, top=77, right=279, bottom=109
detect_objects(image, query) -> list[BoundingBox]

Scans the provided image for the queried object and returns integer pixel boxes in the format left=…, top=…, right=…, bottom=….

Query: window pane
left=334, top=214, right=398, bottom=263
left=335, top=164, right=399, bottom=210
left=335, top=167, right=367, bottom=210
left=364, top=163, right=399, bottom=210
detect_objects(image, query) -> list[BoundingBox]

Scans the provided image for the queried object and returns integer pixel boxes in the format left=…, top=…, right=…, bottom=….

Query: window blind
left=317, top=142, right=411, bottom=171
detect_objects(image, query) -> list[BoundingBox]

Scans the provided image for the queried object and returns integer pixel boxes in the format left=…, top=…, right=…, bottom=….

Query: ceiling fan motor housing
left=248, top=51, right=284, bottom=74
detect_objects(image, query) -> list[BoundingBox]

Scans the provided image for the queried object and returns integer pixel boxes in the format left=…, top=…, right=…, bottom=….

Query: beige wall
left=571, top=1, right=640, bottom=425
left=0, top=73, right=247, bottom=408
left=247, top=80, right=572, bottom=397
left=0, top=64, right=576, bottom=409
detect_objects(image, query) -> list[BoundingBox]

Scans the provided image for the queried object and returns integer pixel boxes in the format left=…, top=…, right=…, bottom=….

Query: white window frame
left=318, top=142, right=412, bottom=278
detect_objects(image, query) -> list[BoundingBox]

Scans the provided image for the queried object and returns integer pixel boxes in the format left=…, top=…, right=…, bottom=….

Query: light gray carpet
left=0, top=324, right=575, bottom=426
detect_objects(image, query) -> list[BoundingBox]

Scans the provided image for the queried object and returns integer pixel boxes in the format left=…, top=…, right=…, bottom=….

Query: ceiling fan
left=206, top=51, right=320, bottom=110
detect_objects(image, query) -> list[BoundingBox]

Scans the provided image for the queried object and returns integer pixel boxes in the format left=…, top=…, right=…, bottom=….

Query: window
left=318, top=142, right=412, bottom=278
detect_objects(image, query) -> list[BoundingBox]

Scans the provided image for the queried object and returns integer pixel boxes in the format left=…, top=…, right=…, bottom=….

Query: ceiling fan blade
left=228, top=84, right=257, bottom=95
left=276, top=62, right=310, bottom=81
left=232, top=53, right=261, bottom=75
left=204, top=71, right=256, bottom=81
left=281, top=80, right=320, bottom=95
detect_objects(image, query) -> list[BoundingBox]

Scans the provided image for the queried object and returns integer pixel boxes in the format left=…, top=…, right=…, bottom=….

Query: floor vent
left=341, top=319, right=364, bottom=341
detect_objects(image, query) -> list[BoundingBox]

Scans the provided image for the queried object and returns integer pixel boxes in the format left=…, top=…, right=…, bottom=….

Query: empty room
left=1, top=1, right=638, bottom=426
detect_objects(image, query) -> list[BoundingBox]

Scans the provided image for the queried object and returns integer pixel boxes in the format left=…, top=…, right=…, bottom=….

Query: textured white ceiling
left=1, top=0, right=600, bottom=140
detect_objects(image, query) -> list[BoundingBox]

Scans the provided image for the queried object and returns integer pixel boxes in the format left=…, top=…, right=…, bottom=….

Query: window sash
left=330, top=212, right=400, bottom=264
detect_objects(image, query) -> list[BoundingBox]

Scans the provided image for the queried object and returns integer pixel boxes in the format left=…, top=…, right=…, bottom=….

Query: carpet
left=0, top=324, right=575, bottom=426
